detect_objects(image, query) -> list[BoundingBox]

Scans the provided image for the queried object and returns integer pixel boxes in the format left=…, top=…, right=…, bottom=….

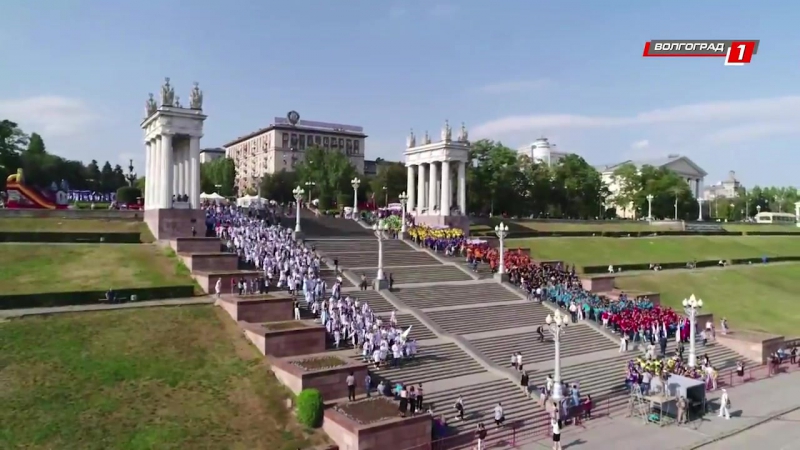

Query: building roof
left=595, top=154, right=707, bottom=177
left=200, top=148, right=225, bottom=154
left=223, top=124, right=368, bottom=148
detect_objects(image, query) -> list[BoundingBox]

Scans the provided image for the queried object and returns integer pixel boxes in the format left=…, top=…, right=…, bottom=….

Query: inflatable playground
left=3, top=169, right=69, bottom=209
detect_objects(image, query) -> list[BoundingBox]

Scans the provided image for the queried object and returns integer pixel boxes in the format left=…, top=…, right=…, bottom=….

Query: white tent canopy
left=200, top=192, right=227, bottom=203
left=237, top=195, right=267, bottom=207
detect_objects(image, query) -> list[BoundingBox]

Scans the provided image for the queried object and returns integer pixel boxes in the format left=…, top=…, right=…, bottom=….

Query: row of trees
left=1, top=120, right=134, bottom=193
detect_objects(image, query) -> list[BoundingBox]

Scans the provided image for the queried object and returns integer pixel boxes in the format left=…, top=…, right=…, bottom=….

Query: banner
left=66, top=190, right=117, bottom=203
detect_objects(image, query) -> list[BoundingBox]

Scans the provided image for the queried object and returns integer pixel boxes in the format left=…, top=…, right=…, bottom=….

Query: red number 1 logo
left=725, top=41, right=756, bottom=65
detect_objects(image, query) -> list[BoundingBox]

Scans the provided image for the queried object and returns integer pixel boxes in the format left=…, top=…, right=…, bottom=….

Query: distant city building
left=517, top=138, right=572, bottom=166
left=703, top=171, right=742, bottom=200
left=363, top=159, right=401, bottom=177
left=199, top=148, right=225, bottom=164
left=223, top=111, right=367, bottom=192
left=596, top=154, right=707, bottom=218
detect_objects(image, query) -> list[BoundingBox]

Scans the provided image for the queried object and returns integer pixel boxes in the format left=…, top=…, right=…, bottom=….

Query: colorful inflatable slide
left=4, top=169, right=68, bottom=209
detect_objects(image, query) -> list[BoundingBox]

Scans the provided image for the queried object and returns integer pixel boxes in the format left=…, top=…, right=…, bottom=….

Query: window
left=353, top=140, right=360, bottom=155
left=282, top=133, right=289, bottom=147
left=290, top=133, right=298, bottom=147
left=299, top=135, right=306, bottom=149
left=346, top=139, right=353, bottom=153
left=323, top=137, right=330, bottom=147
left=314, top=135, right=321, bottom=146
left=339, top=138, right=344, bottom=149
left=331, top=137, right=338, bottom=148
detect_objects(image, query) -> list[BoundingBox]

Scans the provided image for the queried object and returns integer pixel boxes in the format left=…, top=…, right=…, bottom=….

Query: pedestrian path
left=306, top=238, right=414, bottom=254
left=0, top=296, right=213, bottom=318
left=319, top=269, right=353, bottom=287
left=394, top=283, right=522, bottom=309
left=469, top=324, right=618, bottom=369
left=350, top=265, right=473, bottom=284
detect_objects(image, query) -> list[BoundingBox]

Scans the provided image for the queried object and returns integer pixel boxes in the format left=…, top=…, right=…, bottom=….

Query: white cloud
left=0, top=96, right=98, bottom=138
left=701, top=123, right=799, bottom=145
left=472, top=95, right=800, bottom=141
left=429, top=4, right=457, bottom=17
left=477, top=80, right=551, bottom=94
left=630, top=139, right=649, bottom=150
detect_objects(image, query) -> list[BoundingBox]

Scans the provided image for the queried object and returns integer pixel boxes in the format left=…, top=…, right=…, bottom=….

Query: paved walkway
left=518, top=369, right=800, bottom=450
left=0, top=296, right=213, bottom=318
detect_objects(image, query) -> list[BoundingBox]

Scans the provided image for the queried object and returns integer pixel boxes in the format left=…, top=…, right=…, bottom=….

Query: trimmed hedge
left=0, top=231, right=140, bottom=243
left=581, top=255, right=800, bottom=274
left=0, top=285, right=195, bottom=310
left=296, top=388, right=324, bottom=428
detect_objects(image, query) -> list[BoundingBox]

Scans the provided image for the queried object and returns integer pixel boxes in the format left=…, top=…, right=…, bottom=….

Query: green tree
left=369, top=161, right=406, bottom=206
left=135, top=176, right=146, bottom=192
left=200, top=157, right=236, bottom=197
left=100, top=161, right=115, bottom=192
left=85, top=160, right=101, bottom=191
left=552, top=154, right=605, bottom=219
left=0, top=120, right=26, bottom=187
left=611, top=163, right=640, bottom=218
left=26, top=132, right=46, bottom=154
left=467, top=140, right=521, bottom=216
left=259, top=169, right=297, bottom=204
left=294, top=147, right=356, bottom=209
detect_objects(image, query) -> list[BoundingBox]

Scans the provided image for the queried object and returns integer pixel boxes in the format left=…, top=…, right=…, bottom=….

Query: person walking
left=676, top=395, right=687, bottom=425
left=718, top=389, right=731, bottom=420
left=346, top=372, right=356, bottom=401
left=416, top=383, right=424, bottom=413
left=493, top=402, right=505, bottom=429
left=454, top=395, right=464, bottom=421
left=364, top=373, right=372, bottom=398
left=551, top=416, right=562, bottom=450
left=214, top=278, right=222, bottom=299
left=293, top=299, right=301, bottom=320
left=475, top=423, right=487, bottom=450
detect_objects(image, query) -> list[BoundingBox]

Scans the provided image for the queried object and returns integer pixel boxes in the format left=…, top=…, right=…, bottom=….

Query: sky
left=1, top=0, right=799, bottom=187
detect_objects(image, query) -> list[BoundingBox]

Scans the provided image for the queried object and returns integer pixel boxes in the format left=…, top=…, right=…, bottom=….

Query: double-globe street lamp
left=292, top=186, right=304, bottom=234
left=494, top=222, right=509, bottom=275
left=351, top=177, right=361, bottom=219
left=373, top=219, right=389, bottom=289
left=546, top=310, right=569, bottom=403
left=398, top=191, right=409, bottom=238
left=683, top=294, right=703, bottom=368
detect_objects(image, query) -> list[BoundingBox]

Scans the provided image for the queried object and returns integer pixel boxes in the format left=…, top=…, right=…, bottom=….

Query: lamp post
left=545, top=310, right=568, bottom=402
left=646, top=194, right=654, bottom=221
left=756, top=204, right=762, bottom=218
left=398, top=191, right=408, bottom=238
left=373, top=220, right=389, bottom=289
left=730, top=203, right=735, bottom=221
left=674, top=196, right=679, bottom=220
left=305, top=181, right=315, bottom=204
left=351, top=177, right=361, bottom=219
left=125, top=159, right=137, bottom=187
left=292, top=186, right=304, bottom=234
left=382, top=186, right=388, bottom=207
left=494, top=222, right=509, bottom=275
left=682, top=294, right=703, bottom=368
left=697, top=198, right=704, bottom=221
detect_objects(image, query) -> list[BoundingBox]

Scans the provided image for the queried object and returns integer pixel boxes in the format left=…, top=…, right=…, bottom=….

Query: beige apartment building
left=223, top=112, right=367, bottom=192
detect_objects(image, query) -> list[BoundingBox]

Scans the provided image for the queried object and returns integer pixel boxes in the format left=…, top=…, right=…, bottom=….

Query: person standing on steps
left=346, top=371, right=356, bottom=401
left=333, top=258, right=339, bottom=273
left=416, top=383, right=424, bottom=413
left=551, top=415, right=562, bottom=450
left=293, top=299, right=301, bottom=320
left=475, top=423, right=487, bottom=450
left=454, top=394, right=464, bottom=420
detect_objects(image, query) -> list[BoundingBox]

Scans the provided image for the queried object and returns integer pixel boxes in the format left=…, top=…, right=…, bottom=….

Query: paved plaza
left=304, top=227, right=767, bottom=450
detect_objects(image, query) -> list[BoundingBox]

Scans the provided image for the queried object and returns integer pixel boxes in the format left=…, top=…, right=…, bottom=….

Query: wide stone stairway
left=296, top=216, right=758, bottom=449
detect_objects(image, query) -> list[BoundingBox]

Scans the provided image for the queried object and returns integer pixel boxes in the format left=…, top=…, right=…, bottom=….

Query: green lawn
left=0, top=306, right=329, bottom=450
left=0, top=244, right=193, bottom=294
left=0, top=218, right=153, bottom=242
left=470, top=219, right=800, bottom=233
left=615, top=263, right=800, bottom=337
left=509, top=236, right=800, bottom=267
left=724, top=224, right=800, bottom=233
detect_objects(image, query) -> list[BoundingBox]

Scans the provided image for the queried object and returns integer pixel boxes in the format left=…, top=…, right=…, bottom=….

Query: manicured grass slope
left=510, top=236, right=800, bottom=267
left=615, top=263, right=800, bottom=337
left=0, top=306, right=329, bottom=450
left=0, top=218, right=153, bottom=241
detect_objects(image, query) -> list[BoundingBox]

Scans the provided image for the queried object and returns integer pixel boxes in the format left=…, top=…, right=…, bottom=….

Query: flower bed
left=291, top=356, right=347, bottom=371
left=333, top=397, right=399, bottom=425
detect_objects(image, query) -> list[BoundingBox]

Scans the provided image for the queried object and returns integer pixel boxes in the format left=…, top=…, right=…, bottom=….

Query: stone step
left=351, top=265, right=472, bottom=285
left=394, top=283, right=521, bottom=310
left=425, top=379, right=545, bottom=448
left=307, top=239, right=413, bottom=254
left=425, top=302, right=551, bottom=335
left=318, top=269, right=353, bottom=287
left=342, top=342, right=487, bottom=387
left=300, top=216, right=373, bottom=237
left=469, top=325, right=618, bottom=367
left=329, top=251, right=441, bottom=269
left=338, top=290, right=396, bottom=314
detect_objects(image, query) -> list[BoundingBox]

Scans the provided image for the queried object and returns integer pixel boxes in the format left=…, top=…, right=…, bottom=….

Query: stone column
left=182, top=145, right=191, bottom=197
left=189, top=136, right=201, bottom=209
left=172, top=149, right=179, bottom=198
left=145, top=140, right=152, bottom=209
left=176, top=146, right=184, bottom=198
left=406, top=165, right=416, bottom=212
left=152, top=136, right=162, bottom=208
left=440, top=161, right=451, bottom=215
left=428, top=161, right=439, bottom=214
left=417, top=163, right=426, bottom=215
left=458, top=161, right=467, bottom=215
left=162, top=134, right=174, bottom=209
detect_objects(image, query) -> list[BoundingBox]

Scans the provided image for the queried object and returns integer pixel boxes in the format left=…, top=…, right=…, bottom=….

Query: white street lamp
left=756, top=204, right=762, bottom=216
left=674, top=196, right=679, bottom=221
left=646, top=194, right=654, bottom=221
left=398, top=191, right=409, bottom=238
left=292, top=186, right=304, bottom=234
left=682, top=294, right=704, bottom=368
left=697, top=198, right=704, bottom=222
left=351, top=177, right=361, bottom=219
left=494, top=222, right=509, bottom=275
left=372, top=220, right=389, bottom=290
left=545, top=310, right=568, bottom=402
left=305, top=181, right=315, bottom=204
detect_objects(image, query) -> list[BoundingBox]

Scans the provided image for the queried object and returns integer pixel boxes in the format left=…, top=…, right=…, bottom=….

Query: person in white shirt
left=619, top=335, right=628, bottom=353
left=493, top=403, right=505, bottom=429
left=516, top=353, right=523, bottom=372
left=214, top=278, right=222, bottom=298
left=718, top=389, right=731, bottom=419
left=551, top=416, right=562, bottom=450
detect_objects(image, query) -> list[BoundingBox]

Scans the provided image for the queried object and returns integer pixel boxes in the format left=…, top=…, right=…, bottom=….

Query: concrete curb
left=684, top=404, right=800, bottom=449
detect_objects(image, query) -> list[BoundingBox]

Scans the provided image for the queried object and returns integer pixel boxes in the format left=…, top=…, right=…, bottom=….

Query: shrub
left=296, top=388, right=324, bottom=428
left=116, top=186, right=142, bottom=204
